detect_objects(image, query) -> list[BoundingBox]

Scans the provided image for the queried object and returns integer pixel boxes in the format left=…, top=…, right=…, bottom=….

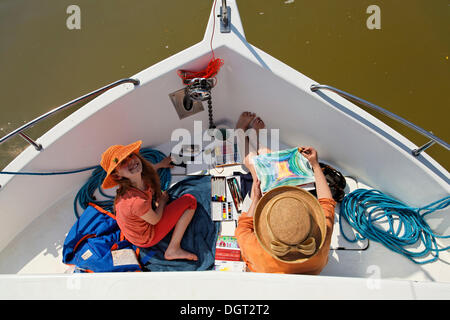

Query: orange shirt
left=235, top=198, right=336, bottom=275
left=115, top=186, right=155, bottom=247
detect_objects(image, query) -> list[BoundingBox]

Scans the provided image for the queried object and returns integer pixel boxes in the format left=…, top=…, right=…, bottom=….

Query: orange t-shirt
left=235, top=198, right=336, bottom=275
left=115, top=186, right=155, bottom=247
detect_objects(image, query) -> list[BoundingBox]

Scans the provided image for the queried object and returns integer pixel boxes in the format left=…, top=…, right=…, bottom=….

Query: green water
left=0, top=0, right=449, bottom=171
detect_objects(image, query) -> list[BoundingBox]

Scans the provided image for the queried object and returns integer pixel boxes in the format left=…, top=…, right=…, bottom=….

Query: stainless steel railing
left=0, top=78, right=140, bottom=151
left=310, top=84, right=449, bottom=156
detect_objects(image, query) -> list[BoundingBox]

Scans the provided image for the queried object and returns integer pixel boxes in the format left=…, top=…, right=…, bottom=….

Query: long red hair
left=112, top=153, right=162, bottom=210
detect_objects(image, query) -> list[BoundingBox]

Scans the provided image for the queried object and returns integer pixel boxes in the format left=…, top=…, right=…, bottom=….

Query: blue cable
left=339, top=188, right=450, bottom=264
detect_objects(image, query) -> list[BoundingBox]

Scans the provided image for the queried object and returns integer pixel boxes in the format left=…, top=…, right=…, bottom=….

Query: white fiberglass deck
left=0, top=139, right=448, bottom=286
left=0, top=0, right=448, bottom=299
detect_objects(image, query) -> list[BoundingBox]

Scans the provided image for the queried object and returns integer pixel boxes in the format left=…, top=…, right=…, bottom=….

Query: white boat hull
left=0, top=0, right=448, bottom=299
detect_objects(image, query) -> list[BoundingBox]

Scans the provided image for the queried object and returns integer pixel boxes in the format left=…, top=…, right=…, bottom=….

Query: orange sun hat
left=100, top=140, right=142, bottom=189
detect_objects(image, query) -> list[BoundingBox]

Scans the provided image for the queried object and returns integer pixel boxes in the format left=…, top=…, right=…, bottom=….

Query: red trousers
left=144, top=193, right=197, bottom=247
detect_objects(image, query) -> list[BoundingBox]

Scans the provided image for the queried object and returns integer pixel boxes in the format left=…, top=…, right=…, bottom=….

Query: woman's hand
left=251, top=179, right=262, bottom=202
left=300, top=146, right=319, bottom=168
left=300, top=146, right=333, bottom=199
left=246, top=179, right=262, bottom=218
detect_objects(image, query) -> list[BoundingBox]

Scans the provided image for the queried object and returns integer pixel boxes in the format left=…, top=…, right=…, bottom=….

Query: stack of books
left=214, top=236, right=246, bottom=272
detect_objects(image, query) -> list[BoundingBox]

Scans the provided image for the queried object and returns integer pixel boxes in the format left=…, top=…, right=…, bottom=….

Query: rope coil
left=176, top=0, right=224, bottom=86
left=177, top=58, right=224, bottom=86
left=339, top=188, right=450, bottom=264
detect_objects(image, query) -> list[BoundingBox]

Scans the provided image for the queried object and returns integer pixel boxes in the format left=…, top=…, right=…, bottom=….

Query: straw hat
left=254, top=185, right=327, bottom=263
left=100, top=140, right=142, bottom=189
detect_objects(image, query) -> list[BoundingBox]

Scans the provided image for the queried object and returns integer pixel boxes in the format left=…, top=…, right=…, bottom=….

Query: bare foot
left=251, top=117, right=271, bottom=155
left=164, top=247, right=198, bottom=261
left=235, top=112, right=256, bottom=130
left=252, top=117, right=265, bottom=133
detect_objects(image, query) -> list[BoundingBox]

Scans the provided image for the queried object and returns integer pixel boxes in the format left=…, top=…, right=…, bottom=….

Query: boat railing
left=0, top=78, right=140, bottom=151
left=310, top=84, right=449, bottom=157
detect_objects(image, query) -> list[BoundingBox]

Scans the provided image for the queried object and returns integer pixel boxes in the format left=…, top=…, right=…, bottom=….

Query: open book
left=253, top=147, right=315, bottom=193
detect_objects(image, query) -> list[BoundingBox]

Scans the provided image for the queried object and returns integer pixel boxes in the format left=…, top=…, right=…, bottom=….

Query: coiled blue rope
left=339, top=188, right=450, bottom=264
left=73, top=147, right=171, bottom=218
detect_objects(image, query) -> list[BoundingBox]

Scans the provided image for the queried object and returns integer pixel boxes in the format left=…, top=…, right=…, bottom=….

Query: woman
left=100, top=140, right=198, bottom=261
left=234, top=112, right=336, bottom=274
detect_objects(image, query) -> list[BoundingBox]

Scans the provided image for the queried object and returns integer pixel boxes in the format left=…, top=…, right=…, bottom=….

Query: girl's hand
left=157, top=156, right=174, bottom=169
left=152, top=191, right=169, bottom=221
left=158, top=191, right=169, bottom=205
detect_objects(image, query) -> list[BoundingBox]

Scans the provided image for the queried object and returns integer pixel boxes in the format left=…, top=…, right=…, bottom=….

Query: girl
left=100, top=140, right=198, bottom=261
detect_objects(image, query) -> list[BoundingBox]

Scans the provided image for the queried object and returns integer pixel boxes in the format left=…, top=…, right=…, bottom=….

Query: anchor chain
left=207, top=97, right=216, bottom=129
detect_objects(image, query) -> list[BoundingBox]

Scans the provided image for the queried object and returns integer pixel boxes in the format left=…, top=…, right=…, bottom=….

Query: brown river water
left=0, top=0, right=449, bottom=171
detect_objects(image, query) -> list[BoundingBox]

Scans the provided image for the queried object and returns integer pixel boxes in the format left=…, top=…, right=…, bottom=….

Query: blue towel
left=139, top=175, right=219, bottom=271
